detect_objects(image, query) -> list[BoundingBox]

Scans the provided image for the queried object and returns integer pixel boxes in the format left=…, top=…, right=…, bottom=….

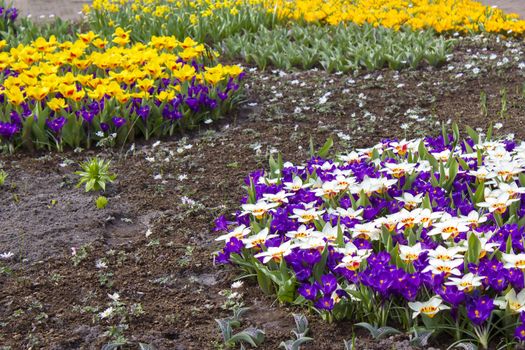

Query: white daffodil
left=241, top=201, right=279, bottom=219
left=427, top=245, right=466, bottom=261
left=399, top=243, right=426, bottom=263
left=477, top=192, right=519, bottom=214
left=215, top=224, right=251, bottom=241
left=494, top=289, right=525, bottom=313
left=285, top=225, right=315, bottom=240
left=290, top=207, right=325, bottom=223
left=408, top=297, right=450, bottom=319
left=422, top=258, right=463, bottom=276
left=394, top=192, right=424, bottom=210
left=262, top=190, right=294, bottom=205
left=254, top=240, right=295, bottom=263
left=428, top=214, right=470, bottom=240
left=242, top=228, right=278, bottom=249
left=501, top=253, right=525, bottom=270
left=283, top=176, right=312, bottom=192
left=444, top=273, right=484, bottom=291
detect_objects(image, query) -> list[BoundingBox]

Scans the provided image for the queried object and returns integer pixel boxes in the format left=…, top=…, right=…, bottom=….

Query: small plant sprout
left=0, top=169, right=7, bottom=186
left=280, top=314, right=313, bottom=350
left=75, top=157, right=117, bottom=192
left=215, top=307, right=265, bottom=348
left=96, top=196, right=109, bottom=209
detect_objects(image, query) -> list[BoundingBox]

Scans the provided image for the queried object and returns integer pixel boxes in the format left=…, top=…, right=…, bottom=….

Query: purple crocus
left=46, top=117, right=67, bottom=133
left=298, top=283, right=318, bottom=301
left=466, top=296, right=494, bottom=326
left=315, top=295, right=334, bottom=311
left=112, top=117, right=127, bottom=129
left=0, top=121, right=18, bottom=139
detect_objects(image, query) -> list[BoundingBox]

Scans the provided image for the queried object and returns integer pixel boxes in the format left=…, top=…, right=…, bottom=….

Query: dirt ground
left=1, top=34, right=525, bottom=349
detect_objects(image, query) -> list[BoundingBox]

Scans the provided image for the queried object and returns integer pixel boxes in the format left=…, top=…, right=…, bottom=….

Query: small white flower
left=145, top=228, right=153, bottom=238
left=153, top=174, right=162, bottom=180
left=152, top=141, right=161, bottom=148
left=178, top=174, right=188, bottom=181
left=95, top=260, right=108, bottom=269
left=96, top=131, right=104, bottom=137
left=108, top=293, right=120, bottom=302
left=231, top=281, right=244, bottom=289
left=0, top=252, right=14, bottom=260
left=408, top=297, right=449, bottom=319
left=99, top=307, right=114, bottom=319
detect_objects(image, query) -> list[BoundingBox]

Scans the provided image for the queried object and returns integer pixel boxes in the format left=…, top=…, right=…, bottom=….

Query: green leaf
left=317, top=137, right=334, bottom=158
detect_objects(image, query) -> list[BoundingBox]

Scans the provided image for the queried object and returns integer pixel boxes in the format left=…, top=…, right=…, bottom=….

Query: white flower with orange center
left=501, top=253, right=525, bottom=270
left=241, top=201, right=279, bottom=219
left=215, top=224, right=251, bottom=241
left=477, top=192, right=519, bottom=214
left=422, top=258, right=463, bottom=276
left=327, top=207, right=363, bottom=221
left=262, top=190, right=294, bottom=205
left=355, top=176, right=397, bottom=195
left=399, top=243, right=425, bottom=263
left=290, top=206, right=325, bottom=223
left=428, top=214, right=470, bottom=240
left=408, top=297, right=450, bottom=319
left=285, top=225, right=315, bottom=240
left=494, top=289, right=525, bottom=313
left=463, top=210, right=488, bottom=228
left=283, top=176, right=312, bottom=192
left=351, top=222, right=381, bottom=241
left=381, top=162, right=416, bottom=179
left=427, top=245, right=465, bottom=261
left=313, top=180, right=341, bottom=199
left=444, top=273, right=484, bottom=292
left=242, top=228, right=278, bottom=249
left=254, top=240, right=295, bottom=264
left=394, top=192, right=423, bottom=210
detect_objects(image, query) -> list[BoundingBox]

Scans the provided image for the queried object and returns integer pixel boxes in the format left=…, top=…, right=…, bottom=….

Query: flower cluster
left=87, top=0, right=525, bottom=37
left=0, top=29, right=244, bottom=151
left=216, top=129, right=525, bottom=346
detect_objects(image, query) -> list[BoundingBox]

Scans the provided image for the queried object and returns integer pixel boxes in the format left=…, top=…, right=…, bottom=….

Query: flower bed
left=86, top=0, right=525, bottom=38
left=0, top=29, right=244, bottom=151
left=216, top=128, right=525, bottom=347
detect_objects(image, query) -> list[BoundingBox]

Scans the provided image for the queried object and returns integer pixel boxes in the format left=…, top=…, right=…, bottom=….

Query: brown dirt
left=1, top=35, right=525, bottom=349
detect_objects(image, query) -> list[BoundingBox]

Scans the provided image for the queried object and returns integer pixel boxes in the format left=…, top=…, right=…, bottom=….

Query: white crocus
left=328, top=207, right=364, bottom=221
left=351, top=222, right=381, bottom=241
left=408, top=297, right=450, bottom=319
left=494, top=289, right=525, bottom=313
left=215, top=224, right=251, bottom=241
left=262, top=190, right=294, bottom=205
left=422, top=258, right=463, bottom=276
left=285, top=225, right=315, bottom=240
left=399, top=243, right=425, bottom=263
left=290, top=207, right=325, bottom=223
left=444, top=273, right=484, bottom=291
left=283, top=176, right=312, bottom=192
left=427, top=245, right=466, bottom=261
left=254, top=240, right=295, bottom=263
left=394, top=192, right=424, bottom=210
left=241, top=201, right=279, bottom=219
left=242, top=228, right=278, bottom=249
left=477, top=192, right=519, bottom=214
left=428, top=214, right=470, bottom=240
left=501, top=253, right=525, bottom=270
